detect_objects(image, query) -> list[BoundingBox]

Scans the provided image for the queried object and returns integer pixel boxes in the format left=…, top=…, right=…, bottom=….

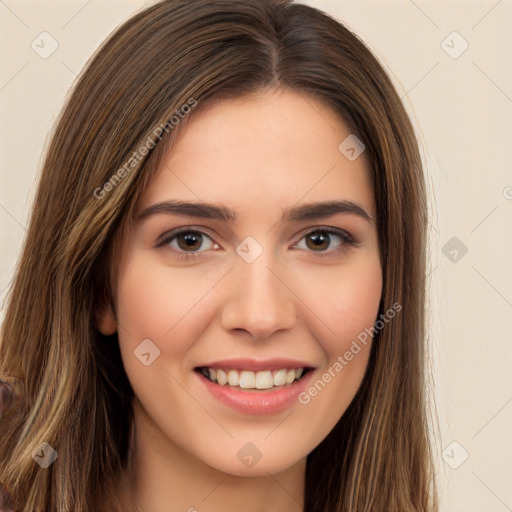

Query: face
left=99, top=88, right=382, bottom=477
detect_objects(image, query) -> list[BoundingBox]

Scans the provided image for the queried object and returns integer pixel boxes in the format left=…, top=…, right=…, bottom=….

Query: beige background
left=1, top=1, right=511, bottom=510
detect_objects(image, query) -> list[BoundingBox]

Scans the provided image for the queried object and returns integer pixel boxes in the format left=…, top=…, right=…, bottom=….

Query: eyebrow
left=137, top=199, right=374, bottom=224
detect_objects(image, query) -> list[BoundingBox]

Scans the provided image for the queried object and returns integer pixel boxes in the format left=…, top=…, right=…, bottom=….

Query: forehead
left=138, top=88, right=375, bottom=220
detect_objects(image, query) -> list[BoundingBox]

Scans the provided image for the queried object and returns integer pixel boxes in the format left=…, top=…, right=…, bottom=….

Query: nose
left=220, top=252, right=297, bottom=340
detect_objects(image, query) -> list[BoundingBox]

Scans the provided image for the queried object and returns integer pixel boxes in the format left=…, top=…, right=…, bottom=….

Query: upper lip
left=195, top=358, right=315, bottom=372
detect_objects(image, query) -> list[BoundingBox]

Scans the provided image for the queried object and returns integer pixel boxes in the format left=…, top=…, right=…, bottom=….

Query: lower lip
left=197, top=371, right=314, bottom=416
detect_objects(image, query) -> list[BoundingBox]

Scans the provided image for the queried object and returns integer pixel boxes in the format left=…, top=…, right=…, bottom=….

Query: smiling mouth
left=195, top=367, right=312, bottom=391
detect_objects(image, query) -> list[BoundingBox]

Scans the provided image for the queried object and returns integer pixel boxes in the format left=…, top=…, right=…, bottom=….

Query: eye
left=157, top=226, right=357, bottom=260
left=158, top=228, right=219, bottom=258
left=293, top=228, right=356, bottom=255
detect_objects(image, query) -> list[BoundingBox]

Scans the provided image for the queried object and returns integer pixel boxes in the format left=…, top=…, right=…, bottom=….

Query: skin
left=98, top=88, right=382, bottom=512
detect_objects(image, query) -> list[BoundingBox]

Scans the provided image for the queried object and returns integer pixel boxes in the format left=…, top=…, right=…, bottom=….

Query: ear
left=95, top=297, right=118, bottom=336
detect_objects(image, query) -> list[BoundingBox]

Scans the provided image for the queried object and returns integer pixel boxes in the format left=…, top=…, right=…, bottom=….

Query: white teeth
left=204, top=367, right=306, bottom=389
left=273, top=369, right=287, bottom=386
left=227, top=370, right=239, bottom=387
left=255, top=371, right=274, bottom=390
left=216, top=369, right=228, bottom=386
left=239, top=371, right=256, bottom=389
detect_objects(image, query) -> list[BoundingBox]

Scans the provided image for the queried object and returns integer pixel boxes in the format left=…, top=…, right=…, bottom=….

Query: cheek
left=327, top=263, right=381, bottom=389
left=112, top=257, right=218, bottom=427
left=114, top=255, right=216, bottom=356
left=329, top=260, right=382, bottom=345
left=297, top=251, right=382, bottom=354
left=292, top=255, right=382, bottom=443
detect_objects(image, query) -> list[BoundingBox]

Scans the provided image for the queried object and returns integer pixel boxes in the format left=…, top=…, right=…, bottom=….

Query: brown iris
left=306, top=231, right=331, bottom=251
left=176, top=232, right=203, bottom=251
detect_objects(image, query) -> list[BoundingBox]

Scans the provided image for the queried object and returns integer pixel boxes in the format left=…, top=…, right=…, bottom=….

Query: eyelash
left=156, top=226, right=358, bottom=261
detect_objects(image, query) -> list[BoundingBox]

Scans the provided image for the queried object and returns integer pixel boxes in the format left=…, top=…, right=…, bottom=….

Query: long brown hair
left=0, top=1, right=437, bottom=510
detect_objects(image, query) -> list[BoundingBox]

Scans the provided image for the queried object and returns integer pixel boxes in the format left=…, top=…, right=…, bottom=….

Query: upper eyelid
left=156, top=226, right=218, bottom=246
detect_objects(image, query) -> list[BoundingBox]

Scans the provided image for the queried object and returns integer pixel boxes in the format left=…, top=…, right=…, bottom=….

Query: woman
left=0, top=0, right=437, bottom=510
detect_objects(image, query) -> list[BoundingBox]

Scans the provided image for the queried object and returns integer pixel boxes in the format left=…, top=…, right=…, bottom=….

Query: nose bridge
left=220, top=246, right=297, bottom=338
